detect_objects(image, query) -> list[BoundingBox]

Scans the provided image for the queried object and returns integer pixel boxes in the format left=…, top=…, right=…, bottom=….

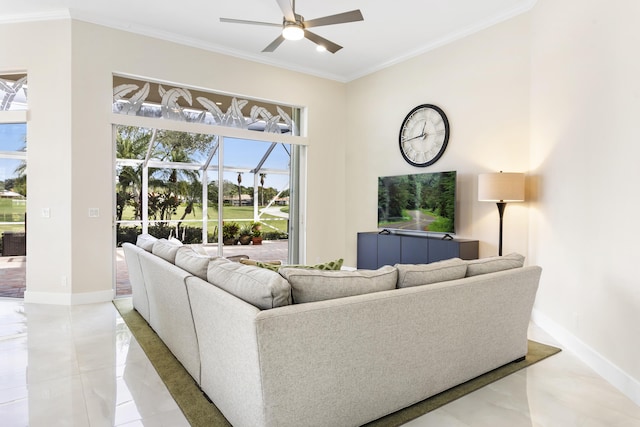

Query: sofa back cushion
left=465, top=253, right=525, bottom=277
left=152, top=238, right=182, bottom=264
left=136, top=233, right=158, bottom=252
left=175, top=246, right=218, bottom=280
left=395, top=258, right=467, bottom=288
left=207, top=259, right=292, bottom=309
left=279, top=266, right=398, bottom=304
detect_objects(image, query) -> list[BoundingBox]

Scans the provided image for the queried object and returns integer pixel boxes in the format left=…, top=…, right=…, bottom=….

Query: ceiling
left=0, top=0, right=535, bottom=82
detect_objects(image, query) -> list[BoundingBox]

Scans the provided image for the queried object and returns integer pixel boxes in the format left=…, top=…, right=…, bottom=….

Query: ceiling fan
left=220, top=0, right=364, bottom=54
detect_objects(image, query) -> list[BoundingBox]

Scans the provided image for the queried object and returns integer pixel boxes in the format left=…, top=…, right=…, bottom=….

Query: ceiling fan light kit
left=282, top=21, right=304, bottom=40
left=220, top=0, right=363, bottom=54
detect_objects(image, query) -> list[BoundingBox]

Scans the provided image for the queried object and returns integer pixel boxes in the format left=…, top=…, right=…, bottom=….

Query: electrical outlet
left=88, top=208, right=100, bottom=218
left=42, top=208, right=50, bottom=218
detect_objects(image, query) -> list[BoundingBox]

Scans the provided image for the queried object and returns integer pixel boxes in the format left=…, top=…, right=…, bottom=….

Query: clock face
left=399, top=104, right=450, bottom=167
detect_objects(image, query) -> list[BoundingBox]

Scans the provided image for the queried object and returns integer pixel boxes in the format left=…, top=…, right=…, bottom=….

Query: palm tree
left=148, top=130, right=212, bottom=223
left=9, top=136, right=27, bottom=197
left=260, top=173, right=266, bottom=206
left=116, top=126, right=151, bottom=221
left=237, top=172, right=243, bottom=206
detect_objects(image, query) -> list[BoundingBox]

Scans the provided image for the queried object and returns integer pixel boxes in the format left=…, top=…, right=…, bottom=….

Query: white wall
left=0, top=20, right=74, bottom=300
left=3, top=19, right=347, bottom=303
left=344, top=14, right=531, bottom=266
left=530, top=0, right=640, bottom=400
left=346, top=0, right=640, bottom=401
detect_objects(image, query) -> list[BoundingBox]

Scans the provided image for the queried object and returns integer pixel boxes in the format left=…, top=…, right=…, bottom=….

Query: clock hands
left=402, top=121, right=428, bottom=143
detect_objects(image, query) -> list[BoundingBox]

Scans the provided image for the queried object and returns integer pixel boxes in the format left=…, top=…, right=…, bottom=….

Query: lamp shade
left=478, top=172, right=525, bottom=202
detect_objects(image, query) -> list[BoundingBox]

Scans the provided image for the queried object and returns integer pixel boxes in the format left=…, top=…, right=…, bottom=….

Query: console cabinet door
left=401, top=236, right=429, bottom=264
left=356, top=233, right=478, bottom=269
left=428, top=239, right=459, bottom=262
left=357, top=233, right=379, bottom=269
left=377, top=234, right=402, bottom=267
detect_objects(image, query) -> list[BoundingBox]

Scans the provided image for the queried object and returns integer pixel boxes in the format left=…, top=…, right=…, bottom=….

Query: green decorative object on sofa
left=255, top=258, right=344, bottom=272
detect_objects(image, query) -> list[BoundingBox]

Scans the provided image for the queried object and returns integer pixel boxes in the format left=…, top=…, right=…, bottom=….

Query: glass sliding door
left=0, top=123, right=27, bottom=298
left=218, top=137, right=291, bottom=262
left=114, top=126, right=299, bottom=295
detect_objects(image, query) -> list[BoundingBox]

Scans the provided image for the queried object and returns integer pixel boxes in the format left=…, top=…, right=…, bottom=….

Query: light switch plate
left=88, top=208, right=100, bottom=218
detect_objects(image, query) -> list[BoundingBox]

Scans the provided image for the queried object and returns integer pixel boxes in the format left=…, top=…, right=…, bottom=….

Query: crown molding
left=0, top=9, right=70, bottom=24
left=345, top=0, right=538, bottom=82
left=2, top=1, right=538, bottom=84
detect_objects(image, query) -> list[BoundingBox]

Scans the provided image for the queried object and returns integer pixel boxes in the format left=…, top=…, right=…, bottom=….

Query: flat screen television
left=378, top=170, right=456, bottom=235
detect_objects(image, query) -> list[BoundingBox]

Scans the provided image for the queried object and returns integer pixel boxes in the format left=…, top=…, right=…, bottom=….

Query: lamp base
left=496, top=202, right=506, bottom=256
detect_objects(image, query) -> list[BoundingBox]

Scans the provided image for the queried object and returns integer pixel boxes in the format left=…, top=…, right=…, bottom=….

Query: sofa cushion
left=152, top=238, right=182, bottom=264
left=169, top=236, right=183, bottom=245
left=395, top=258, right=467, bottom=288
left=187, top=244, right=210, bottom=256
left=206, top=259, right=291, bottom=309
left=279, top=265, right=398, bottom=304
left=175, top=246, right=218, bottom=280
left=465, top=253, right=525, bottom=277
left=136, top=233, right=157, bottom=252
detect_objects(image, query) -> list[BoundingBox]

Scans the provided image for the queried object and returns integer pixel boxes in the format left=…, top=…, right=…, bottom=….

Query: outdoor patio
left=1, top=240, right=289, bottom=299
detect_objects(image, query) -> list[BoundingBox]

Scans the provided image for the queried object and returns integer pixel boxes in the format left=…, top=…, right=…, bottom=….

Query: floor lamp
left=478, top=172, right=525, bottom=256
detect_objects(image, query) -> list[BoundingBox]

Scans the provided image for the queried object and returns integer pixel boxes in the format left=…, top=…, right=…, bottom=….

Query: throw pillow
left=175, top=246, right=218, bottom=280
left=279, top=265, right=397, bottom=304
left=135, top=233, right=157, bottom=252
left=206, top=258, right=292, bottom=310
left=395, top=258, right=467, bottom=288
left=252, top=258, right=344, bottom=272
left=169, top=237, right=183, bottom=246
left=465, top=253, right=525, bottom=277
left=239, top=259, right=283, bottom=271
left=286, top=258, right=344, bottom=270
left=151, top=238, right=182, bottom=264
left=188, top=244, right=211, bottom=256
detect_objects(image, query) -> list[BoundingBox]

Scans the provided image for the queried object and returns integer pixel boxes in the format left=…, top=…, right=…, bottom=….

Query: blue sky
left=222, top=138, right=290, bottom=192
left=0, top=123, right=26, bottom=183
left=0, top=123, right=26, bottom=152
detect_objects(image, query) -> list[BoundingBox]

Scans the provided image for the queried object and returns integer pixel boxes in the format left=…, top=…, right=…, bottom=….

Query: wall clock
left=398, top=104, right=450, bottom=167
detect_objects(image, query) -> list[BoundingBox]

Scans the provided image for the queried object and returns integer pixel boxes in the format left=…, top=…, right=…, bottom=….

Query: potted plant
left=222, top=222, right=240, bottom=245
left=238, top=224, right=252, bottom=245
left=251, top=221, right=263, bottom=245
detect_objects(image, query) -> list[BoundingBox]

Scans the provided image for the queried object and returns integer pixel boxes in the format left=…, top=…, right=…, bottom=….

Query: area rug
left=113, top=297, right=561, bottom=427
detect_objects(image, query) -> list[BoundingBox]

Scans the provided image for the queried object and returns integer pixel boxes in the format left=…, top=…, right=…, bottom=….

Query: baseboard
left=532, top=308, right=640, bottom=406
left=24, top=289, right=115, bottom=305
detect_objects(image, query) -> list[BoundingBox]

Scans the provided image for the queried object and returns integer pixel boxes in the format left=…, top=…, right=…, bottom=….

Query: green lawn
left=0, top=200, right=288, bottom=234
left=120, top=204, right=289, bottom=233
left=0, top=198, right=26, bottom=233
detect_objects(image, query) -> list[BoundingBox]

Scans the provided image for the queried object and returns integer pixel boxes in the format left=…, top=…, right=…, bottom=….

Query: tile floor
left=0, top=297, right=639, bottom=426
left=0, top=256, right=26, bottom=298
left=0, top=297, right=189, bottom=426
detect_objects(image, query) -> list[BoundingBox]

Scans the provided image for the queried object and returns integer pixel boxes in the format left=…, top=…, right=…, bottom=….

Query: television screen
left=378, top=171, right=456, bottom=234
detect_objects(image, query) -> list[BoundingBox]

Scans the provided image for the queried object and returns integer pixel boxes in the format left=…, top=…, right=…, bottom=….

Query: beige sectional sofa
left=122, top=235, right=541, bottom=427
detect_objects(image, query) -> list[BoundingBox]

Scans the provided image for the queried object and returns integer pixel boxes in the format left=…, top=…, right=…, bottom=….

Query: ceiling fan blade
left=304, top=10, right=363, bottom=28
left=220, top=17, right=281, bottom=28
left=304, top=30, right=342, bottom=53
left=275, top=0, right=296, bottom=21
left=262, top=35, right=286, bottom=52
